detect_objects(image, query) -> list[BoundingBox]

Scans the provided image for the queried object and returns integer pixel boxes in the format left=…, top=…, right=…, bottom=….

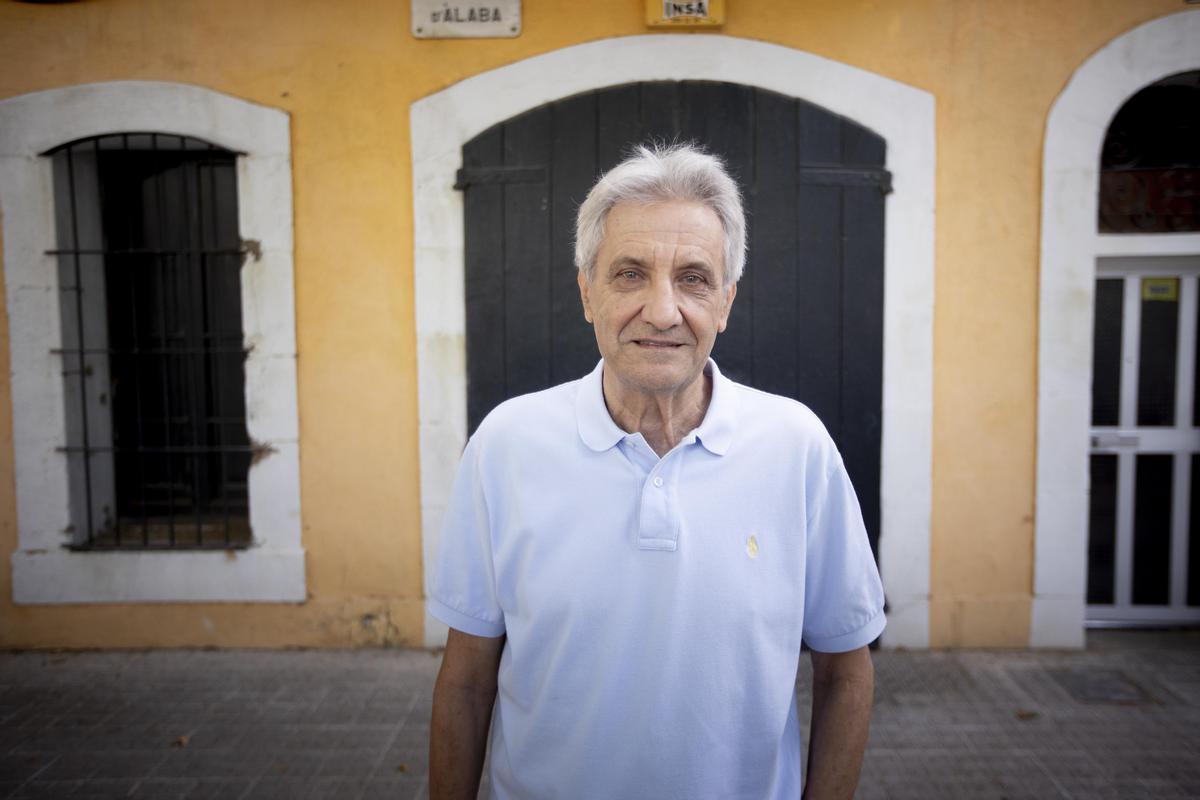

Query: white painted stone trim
left=1094, top=233, right=1200, bottom=259
left=411, top=35, right=936, bottom=648
left=0, top=81, right=304, bottom=603
left=1034, top=10, right=1200, bottom=647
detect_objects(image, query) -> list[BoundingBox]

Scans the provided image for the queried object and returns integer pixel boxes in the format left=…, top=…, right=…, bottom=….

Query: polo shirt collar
left=576, top=360, right=625, bottom=452
left=576, top=358, right=738, bottom=456
left=692, top=359, right=737, bottom=456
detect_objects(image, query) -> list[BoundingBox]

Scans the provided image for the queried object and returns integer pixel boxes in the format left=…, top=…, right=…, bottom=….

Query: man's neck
left=602, top=368, right=712, bottom=458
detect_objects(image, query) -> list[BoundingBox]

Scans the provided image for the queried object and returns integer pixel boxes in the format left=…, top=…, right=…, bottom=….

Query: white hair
left=574, top=142, right=746, bottom=287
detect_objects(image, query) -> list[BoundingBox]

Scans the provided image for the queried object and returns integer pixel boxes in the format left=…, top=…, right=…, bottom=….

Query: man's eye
left=681, top=274, right=705, bottom=285
left=620, top=270, right=640, bottom=280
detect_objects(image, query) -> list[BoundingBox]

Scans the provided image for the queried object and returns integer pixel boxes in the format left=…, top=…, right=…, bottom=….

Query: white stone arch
left=412, top=35, right=936, bottom=648
left=0, top=81, right=303, bottom=603
left=1034, top=11, right=1200, bottom=646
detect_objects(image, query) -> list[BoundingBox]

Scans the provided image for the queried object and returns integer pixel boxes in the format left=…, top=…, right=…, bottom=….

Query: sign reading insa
left=646, top=0, right=725, bottom=27
left=412, top=0, right=521, bottom=38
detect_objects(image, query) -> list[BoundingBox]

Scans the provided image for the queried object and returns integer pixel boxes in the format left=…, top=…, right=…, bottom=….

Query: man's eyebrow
left=607, top=255, right=647, bottom=272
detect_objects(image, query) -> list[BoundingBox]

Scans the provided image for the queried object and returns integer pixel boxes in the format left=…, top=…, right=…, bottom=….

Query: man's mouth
left=631, top=339, right=685, bottom=349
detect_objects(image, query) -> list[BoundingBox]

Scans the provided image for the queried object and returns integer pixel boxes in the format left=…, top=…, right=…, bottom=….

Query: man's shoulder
left=727, top=379, right=832, bottom=444
left=716, top=377, right=845, bottom=482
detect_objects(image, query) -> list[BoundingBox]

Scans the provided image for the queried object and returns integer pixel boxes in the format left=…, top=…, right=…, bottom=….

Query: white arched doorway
left=411, top=35, right=936, bottom=648
left=1035, top=10, right=1200, bottom=647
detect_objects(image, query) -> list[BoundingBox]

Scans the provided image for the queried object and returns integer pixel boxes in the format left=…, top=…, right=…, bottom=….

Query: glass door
left=1088, top=256, right=1200, bottom=625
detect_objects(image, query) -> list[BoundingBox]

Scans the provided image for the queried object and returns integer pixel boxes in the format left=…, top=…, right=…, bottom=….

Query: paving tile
left=354, top=777, right=426, bottom=800
left=373, top=731, right=429, bottom=779
left=150, top=750, right=273, bottom=781
left=125, top=777, right=258, bottom=800
left=187, top=779, right=258, bottom=800
left=0, top=753, right=58, bottom=784
left=173, top=724, right=248, bottom=752
left=5, top=780, right=75, bottom=799
left=125, top=779, right=199, bottom=799
left=320, top=779, right=373, bottom=800
left=62, top=778, right=142, bottom=798
left=35, top=750, right=166, bottom=781
left=0, top=783, right=26, bottom=800
left=6, top=780, right=143, bottom=799
left=354, top=700, right=414, bottom=726
left=241, top=776, right=346, bottom=799
left=315, top=751, right=386, bottom=779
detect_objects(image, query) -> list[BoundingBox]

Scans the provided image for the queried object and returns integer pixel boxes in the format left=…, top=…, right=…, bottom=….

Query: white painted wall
left=1034, top=10, right=1200, bottom=647
left=411, top=35, right=936, bottom=648
left=0, top=81, right=305, bottom=603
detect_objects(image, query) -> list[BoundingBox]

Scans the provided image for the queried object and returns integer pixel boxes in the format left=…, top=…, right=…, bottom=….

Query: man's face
left=578, top=200, right=736, bottom=398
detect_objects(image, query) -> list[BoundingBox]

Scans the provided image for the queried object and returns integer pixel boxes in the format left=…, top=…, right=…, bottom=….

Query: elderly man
left=428, top=143, right=885, bottom=800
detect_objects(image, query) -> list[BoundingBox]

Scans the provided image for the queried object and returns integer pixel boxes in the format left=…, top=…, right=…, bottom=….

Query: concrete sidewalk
left=1, top=630, right=1197, bottom=799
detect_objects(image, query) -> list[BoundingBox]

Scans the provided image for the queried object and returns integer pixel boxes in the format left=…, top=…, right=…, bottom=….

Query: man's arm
left=803, top=645, right=875, bottom=800
left=430, top=628, right=506, bottom=800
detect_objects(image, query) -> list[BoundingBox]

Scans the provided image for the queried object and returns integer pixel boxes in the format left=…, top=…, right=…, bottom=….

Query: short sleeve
left=426, top=438, right=506, bottom=638
left=802, top=456, right=886, bottom=652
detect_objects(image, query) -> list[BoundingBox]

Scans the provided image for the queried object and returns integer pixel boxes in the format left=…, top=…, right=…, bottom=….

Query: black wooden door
left=459, top=81, right=888, bottom=551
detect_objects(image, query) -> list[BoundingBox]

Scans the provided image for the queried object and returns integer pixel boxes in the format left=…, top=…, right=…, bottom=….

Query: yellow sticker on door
left=1142, top=278, right=1179, bottom=302
left=746, top=535, right=759, bottom=559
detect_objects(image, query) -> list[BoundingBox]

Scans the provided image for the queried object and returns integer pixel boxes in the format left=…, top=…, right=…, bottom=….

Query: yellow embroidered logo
left=746, top=535, right=759, bottom=559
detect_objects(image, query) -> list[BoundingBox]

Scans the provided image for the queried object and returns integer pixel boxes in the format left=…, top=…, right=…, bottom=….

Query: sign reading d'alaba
left=412, top=0, right=521, bottom=38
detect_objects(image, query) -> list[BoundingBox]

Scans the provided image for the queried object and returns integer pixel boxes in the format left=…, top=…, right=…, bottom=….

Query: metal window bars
left=45, top=133, right=253, bottom=549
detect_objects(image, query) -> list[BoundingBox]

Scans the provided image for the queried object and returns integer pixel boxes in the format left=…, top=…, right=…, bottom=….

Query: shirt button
left=653, top=476, right=664, bottom=488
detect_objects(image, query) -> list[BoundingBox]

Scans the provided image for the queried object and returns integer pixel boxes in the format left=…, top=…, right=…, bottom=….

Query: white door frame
left=1035, top=10, right=1200, bottom=646
left=411, top=35, right=936, bottom=648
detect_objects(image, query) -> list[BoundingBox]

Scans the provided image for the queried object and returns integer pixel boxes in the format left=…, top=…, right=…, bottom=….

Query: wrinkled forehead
left=599, top=200, right=727, bottom=267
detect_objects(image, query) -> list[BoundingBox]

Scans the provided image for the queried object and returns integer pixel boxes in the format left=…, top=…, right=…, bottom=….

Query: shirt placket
left=636, top=445, right=685, bottom=551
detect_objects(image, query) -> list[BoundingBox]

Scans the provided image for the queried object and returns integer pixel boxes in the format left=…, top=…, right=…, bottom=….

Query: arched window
left=47, top=133, right=251, bottom=549
left=1099, top=70, right=1200, bottom=233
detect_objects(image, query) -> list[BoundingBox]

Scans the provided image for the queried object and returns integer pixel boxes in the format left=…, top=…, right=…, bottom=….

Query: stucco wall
left=0, top=0, right=1183, bottom=648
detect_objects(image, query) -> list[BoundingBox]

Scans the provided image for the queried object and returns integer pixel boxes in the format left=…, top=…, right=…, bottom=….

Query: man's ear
left=716, top=281, right=737, bottom=333
left=577, top=269, right=594, bottom=323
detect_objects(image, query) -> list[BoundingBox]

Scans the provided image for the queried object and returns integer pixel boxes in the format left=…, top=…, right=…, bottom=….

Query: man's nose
left=641, top=278, right=683, bottom=330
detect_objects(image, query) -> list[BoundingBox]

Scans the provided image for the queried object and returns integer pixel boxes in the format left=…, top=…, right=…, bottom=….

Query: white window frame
left=0, top=81, right=304, bottom=603
left=1035, top=10, right=1200, bottom=646
left=411, top=35, right=936, bottom=648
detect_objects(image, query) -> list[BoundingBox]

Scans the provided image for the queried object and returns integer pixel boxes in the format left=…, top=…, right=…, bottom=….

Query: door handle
left=1091, top=432, right=1140, bottom=448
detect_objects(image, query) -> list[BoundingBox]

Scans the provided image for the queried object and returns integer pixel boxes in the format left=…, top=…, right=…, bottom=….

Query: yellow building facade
left=0, top=0, right=1195, bottom=649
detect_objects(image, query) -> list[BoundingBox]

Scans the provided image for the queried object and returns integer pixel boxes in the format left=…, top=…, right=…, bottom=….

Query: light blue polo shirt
left=429, top=359, right=886, bottom=800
